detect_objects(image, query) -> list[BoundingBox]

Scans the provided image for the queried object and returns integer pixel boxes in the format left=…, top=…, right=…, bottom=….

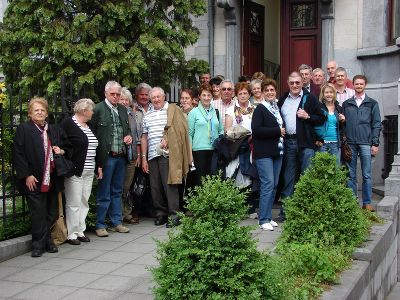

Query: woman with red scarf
left=14, top=97, right=70, bottom=257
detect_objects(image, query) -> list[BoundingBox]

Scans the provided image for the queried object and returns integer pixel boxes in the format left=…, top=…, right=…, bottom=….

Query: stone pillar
left=320, top=0, right=334, bottom=69
left=217, top=0, right=238, bottom=81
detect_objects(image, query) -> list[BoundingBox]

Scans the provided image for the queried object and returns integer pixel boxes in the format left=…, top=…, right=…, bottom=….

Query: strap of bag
left=215, top=108, right=220, bottom=123
left=301, top=93, right=308, bottom=109
left=57, top=192, right=64, bottom=218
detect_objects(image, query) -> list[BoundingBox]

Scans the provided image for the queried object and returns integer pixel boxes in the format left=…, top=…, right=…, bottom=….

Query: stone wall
left=321, top=196, right=399, bottom=300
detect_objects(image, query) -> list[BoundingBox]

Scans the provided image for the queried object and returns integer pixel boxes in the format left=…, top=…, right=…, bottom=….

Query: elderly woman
left=14, top=97, right=70, bottom=257
left=60, top=98, right=99, bottom=245
left=252, top=79, right=285, bottom=231
left=180, top=89, right=195, bottom=116
left=250, top=79, right=264, bottom=106
left=119, top=87, right=141, bottom=224
left=188, top=84, right=224, bottom=186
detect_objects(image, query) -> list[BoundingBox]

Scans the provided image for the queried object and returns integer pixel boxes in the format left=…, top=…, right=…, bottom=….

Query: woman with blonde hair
left=316, top=83, right=345, bottom=164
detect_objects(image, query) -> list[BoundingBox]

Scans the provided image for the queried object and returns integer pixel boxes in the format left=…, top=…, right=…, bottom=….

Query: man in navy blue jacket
left=342, top=75, right=381, bottom=212
left=277, top=71, right=325, bottom=219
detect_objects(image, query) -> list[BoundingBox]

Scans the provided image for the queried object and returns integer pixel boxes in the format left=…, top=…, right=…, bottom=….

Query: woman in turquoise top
left=188, top=84, right=224, bottom=186
left=316, top=83, right=345, bottom=164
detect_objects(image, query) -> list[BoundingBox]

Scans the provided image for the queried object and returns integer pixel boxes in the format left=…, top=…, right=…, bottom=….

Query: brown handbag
left=341, top=136, right=352, bottom=163
left=51, top=192, right=67, bottom=246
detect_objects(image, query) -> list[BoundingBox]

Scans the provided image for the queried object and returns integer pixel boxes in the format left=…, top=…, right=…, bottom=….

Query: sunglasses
left=221, top=87, right=233, bottom=91
left=289, top=81, right=301, bottom=85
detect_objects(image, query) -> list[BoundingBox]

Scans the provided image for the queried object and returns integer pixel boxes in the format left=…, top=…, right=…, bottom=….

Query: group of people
left=13, top=59, right=382, bottom=258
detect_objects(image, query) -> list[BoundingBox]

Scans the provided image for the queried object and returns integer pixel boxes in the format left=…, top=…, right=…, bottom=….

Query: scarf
left=35, top=123, right=54, bottom=192
left=234, top=102, right=254, bottom=125
left=263, top=100, right=284, bottom=155
left=198, top=102, right=217, bottom=144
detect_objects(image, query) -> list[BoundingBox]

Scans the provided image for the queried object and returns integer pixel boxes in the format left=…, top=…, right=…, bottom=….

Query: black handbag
left=130, top=168, right=149, bottom=197
left=54, top=154, right=76, bottom=177
left=341, top=136, right=352, bottom=163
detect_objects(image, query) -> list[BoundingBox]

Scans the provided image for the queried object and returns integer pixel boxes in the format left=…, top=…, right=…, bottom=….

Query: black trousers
left=25, top=187, right=58, bottom=251
left=192, top=150, right=214, bottom=187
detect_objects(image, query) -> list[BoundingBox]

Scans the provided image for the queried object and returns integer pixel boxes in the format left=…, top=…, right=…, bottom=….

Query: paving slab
left=12, top=284, right=77, bottom=300
left=0, top=281, right=34, bottom=298
left=44, top=271, right=102, bottom=287
left=386, top=282, right=400, bottom=300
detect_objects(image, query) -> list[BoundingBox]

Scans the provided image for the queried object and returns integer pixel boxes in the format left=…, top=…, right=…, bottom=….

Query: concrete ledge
left=0, top=234, right=31, bottom=263
left=377, top=196, right=399, bottom=223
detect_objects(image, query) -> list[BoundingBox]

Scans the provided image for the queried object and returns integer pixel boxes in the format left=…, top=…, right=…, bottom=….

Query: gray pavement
left=0, top=215, right=281, bottom=300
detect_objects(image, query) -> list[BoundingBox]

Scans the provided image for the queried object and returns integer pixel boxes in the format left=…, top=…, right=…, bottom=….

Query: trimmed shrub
left=152, top=175, right=270, bottom=300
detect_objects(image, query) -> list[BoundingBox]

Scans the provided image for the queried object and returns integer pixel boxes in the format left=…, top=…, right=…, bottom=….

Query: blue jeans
left=347, top=144, right=372, bottom=205
left=256, top=156, right=283, bottom=225
left=280, top=138, right=315, bottom=199
left=318, top=142, right=340, bottom=165
left=96, top=155, right=127, bottom=229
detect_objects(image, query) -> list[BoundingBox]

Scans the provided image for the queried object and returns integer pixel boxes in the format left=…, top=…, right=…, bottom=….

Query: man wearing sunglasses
left=277, top=71, right=325, bottom=219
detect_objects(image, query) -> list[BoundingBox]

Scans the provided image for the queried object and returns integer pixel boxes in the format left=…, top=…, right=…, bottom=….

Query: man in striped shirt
left=335, top=67, right=355, bottom=106
left=141, top=87, right=180, bottom=227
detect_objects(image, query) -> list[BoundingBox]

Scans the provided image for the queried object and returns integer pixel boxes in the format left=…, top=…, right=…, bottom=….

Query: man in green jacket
left=90, top=81, right=132, bottom=237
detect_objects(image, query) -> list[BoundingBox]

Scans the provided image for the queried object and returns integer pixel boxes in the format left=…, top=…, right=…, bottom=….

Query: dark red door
left=242, top=1, right=265, bottom=77
left=280, top=0, right=321, bottom=93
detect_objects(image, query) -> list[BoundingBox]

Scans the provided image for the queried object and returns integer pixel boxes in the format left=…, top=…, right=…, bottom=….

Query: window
left=390, top=0, right=400, bottom=44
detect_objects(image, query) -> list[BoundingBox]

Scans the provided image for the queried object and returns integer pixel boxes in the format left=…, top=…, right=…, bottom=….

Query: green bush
left=152, top=175, right=271, bottom=300
left=279, top=152, right=369, bottom=252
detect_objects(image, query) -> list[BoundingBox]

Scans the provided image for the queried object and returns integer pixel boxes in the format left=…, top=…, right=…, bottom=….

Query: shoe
left=259, top=223, right=274, bottom=231
left=95, top=228, right=109, bottom=237
left=154, top=216, right=168, bottom=226
left=362, top=204, right=375, bottom=212
left=77, top=236, right=90, bottom=243
left=166, top=218, right=181, bottom=228
left=109, top=224, right=130, bottom=233
left=67, top=239, right=81, bottom=245
left=269, top=220, right=278, bottom=227
left=124, top=215, right=139, bottom=224
left=249, top=212, right=258, bottom=219
left=31, top=249, right=42, bottom=257
left=46, top=244, right=58, bottom=253
left=274, top=214, right=286, bottom=223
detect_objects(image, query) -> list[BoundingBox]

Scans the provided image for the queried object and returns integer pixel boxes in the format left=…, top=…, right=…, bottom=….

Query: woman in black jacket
left=13, top=97, right=70, bottom=257
left=60, top=98, right=99, bottom=245
left=251, top=79, right=285, bottom=231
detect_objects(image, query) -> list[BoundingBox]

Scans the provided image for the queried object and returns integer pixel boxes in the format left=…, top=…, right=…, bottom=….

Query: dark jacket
left=251, top=103, right=282, bottom=159
left=278, top=92, right=325, bottom=150
left=342, top=95, right=381, bottom=146
left=89, top=101, right=131, bottom=168
left=302, top=83, right=321, bottom=99
left=60, top=116, right=93, bottom=177
left=13, top=121, right=71, bottom=194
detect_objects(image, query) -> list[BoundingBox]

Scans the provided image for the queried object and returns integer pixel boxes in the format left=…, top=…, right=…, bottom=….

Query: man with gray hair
left=213, top=79, right=235, bottom=126
left=326, top=60, right=354, bottom=89
left=141, top=87, right=191, bottom=228
left=90, top=81, right=132, bottom=237
left=334, top=67, right=355, bottom=106
left=298, top=64, right=320, bottom=97
left=311, top=68, right=326, bottom=86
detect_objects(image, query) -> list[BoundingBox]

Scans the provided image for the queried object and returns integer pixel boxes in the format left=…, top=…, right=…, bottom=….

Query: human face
left=323, top=87, right=335, bottom=103
left=105, top=86, right=121, bottom=106
left=220, top=82, right=234, bottom=102
left=335, top=71, right=347, bottom=87
left=326, top=62, right=337, bottom=79
left=200, top=73, right=211, bottom=84
left=251, top=83, right=262, bottom=99
left=312, top=71, right=325, bottom=85
left=353, top=79, right=366, bottom=95
left=200, top=90, right=212, bottom=108
left=180, top=91, right=193, bottom=112
left=288, top=75, right=303, bottom=96
left=29, top=103, right=48, bottom=125
left=136, top=88, right=149, bottom=107
left=82, top=108, right=94, bottom=122
left=119, top=96, right=130, bottom=108
left=237, top=88, right=250, bottom=106
left=300, top=69, right=311, bottom=85
left=150, top=90, right=166, bottom=110
left=263, top=85, right=277, bottom=102
left=212, top=84, right=221, bottom=98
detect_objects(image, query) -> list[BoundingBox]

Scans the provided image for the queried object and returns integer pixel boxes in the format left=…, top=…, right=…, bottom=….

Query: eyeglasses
left=221, top=87, right=232, bottom=91
left=109, top=92, right=121, bottom=97
left=289, top=81, right=301, bottom=86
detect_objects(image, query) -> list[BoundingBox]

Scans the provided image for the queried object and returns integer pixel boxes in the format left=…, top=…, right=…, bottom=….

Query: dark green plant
left=152, top=175, right=271, bottom=300
left=279, top=152, right=369, bottom=252
left=0, top=0, right=209, bottom=98
left=0, top=196, right=31, bottom=241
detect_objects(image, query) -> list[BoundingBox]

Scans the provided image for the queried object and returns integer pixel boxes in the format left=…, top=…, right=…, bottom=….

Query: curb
left=0, top=234, right=31, bottom=262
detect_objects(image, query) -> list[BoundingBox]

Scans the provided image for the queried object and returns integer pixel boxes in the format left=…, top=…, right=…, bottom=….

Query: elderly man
left=311, top=68, right=326, bottom=86
left=326, top=60, right=354, bottom=89
left=90, top=81, right=132, bottom=237
left=334, top=67, right=355, bottom=106
left=298, top=64, right=320, bottom=97
left=141, top=87, right=191, bottom=227
left=213, top=79, right=235, bottom=126
left=278, top=72, right=325, bottom=220
left=342, top=75, right=381, bottom=212
left=199, top=72, right=211, bottom=85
